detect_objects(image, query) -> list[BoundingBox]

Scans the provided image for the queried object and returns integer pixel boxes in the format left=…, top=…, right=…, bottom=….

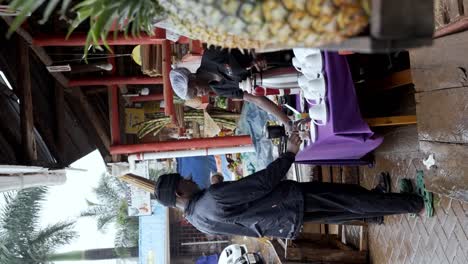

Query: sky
left=39, top=150, right=137, bottom=264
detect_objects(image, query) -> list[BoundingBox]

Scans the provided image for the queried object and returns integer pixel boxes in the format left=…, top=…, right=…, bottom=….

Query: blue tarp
left=139, top=202, right=168, bottom=264
left=177, top=155, right=232, bottom=189
left=236, top=102, right=276, bottom=172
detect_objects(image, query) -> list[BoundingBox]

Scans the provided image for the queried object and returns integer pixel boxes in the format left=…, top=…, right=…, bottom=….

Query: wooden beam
left=3, top=17, right=111, bottom=154
left=17, top=37, right=37, bottom=162
left=285, top=247, right=367, bottom=263
left=54, top=81, right=65, bottom=155
left=365, top=115, right=417, bottom=127
left=73, top=88, right=111, bottom=150
left=366, top=69, right=413, bottom=90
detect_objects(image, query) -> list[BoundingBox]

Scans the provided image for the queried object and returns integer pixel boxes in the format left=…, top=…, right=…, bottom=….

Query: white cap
left=169, top=68, right=196, bottom=100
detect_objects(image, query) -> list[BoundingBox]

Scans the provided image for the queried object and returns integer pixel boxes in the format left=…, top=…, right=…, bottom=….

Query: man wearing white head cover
left=170, top=46, right=293, bottom=130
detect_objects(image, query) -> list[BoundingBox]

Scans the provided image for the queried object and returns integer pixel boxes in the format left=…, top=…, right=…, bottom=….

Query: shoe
left=373, top=172, right=391, bottom=193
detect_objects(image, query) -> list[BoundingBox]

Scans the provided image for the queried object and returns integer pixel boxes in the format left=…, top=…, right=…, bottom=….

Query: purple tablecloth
left=296, top=52, right=383, bottom=162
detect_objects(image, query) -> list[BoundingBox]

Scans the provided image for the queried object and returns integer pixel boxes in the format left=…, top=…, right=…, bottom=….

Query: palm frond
left=0, top=243, right=17, bottom=263
left=94, top=174, right=126, bottom=204
left=30, top=221, right=77, bottom=252
left=0, top=188, right=47, bottom=238
left=0, top=186, right=78, bottom=263
left=96, top=214, right=115, bottom=231
left=80, top=204, right=113, bottom=219
left=84, top=198, right=100, bottom=207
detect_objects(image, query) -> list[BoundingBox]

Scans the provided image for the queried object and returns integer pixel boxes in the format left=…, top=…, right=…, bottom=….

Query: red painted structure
left=33, top=29, right=252, bottom=155
left=109, top=135, right=253, bottom=155
left=107, top=51, right=121, bottom=145
left=162, top=40, right=174, bottom=118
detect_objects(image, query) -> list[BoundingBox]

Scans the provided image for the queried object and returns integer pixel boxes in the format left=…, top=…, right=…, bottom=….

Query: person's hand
left=285, top=120, right=298, bottom=135
left=210, top=173, right=224, bottom=185
left=286, top=132, right=302, bottom=154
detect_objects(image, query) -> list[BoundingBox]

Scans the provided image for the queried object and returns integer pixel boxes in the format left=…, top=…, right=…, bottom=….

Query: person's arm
left=243, top=93, right=291, bottom=130
left=210, top=134, right=301, bottom=205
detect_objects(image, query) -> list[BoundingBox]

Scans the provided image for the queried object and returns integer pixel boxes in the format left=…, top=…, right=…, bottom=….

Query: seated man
left=152, top=134, right=424, bottom=239
left=170, top=46, right=293, bottom=130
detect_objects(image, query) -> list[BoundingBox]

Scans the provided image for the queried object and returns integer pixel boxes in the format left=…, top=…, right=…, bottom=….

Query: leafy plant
left=4, top=0, right=166, bottom=57
left=0, top=187, right=77, bottom=263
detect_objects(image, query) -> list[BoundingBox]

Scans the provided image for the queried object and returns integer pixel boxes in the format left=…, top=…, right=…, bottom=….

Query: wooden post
left=162, top=39, right=176, bottom=123
left=17, top=38, right=37, bottom=162
left=359, top=226, right=368, bottom=251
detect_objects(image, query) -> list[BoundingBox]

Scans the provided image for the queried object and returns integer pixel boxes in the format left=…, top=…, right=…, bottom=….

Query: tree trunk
left=49, top=247, right=138, bottom=261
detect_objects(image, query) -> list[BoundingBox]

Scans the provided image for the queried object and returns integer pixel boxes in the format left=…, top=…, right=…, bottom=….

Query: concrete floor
left=356, top=125, right=468, bottom=264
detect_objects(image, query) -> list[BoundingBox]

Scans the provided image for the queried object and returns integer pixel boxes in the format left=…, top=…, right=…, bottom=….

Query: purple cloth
left=296, top=52, right=383, bottom=162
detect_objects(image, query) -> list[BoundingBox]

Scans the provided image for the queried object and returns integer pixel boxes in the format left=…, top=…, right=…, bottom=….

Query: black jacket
left=197, top=46, right=253, bottom=99
left=184, top=152, right=304, bottom=239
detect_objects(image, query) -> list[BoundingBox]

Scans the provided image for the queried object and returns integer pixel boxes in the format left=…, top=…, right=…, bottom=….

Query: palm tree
left=80, top=173, right=139, bottom=251
left=5, top=0, right=370, bottom=53
left=81, top=168, right=173, bottom=257
left=0, top=187, right=77, bottom=263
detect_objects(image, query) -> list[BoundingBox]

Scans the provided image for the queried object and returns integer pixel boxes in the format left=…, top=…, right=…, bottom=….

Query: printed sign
left=127, top=161, right=152, bottom=216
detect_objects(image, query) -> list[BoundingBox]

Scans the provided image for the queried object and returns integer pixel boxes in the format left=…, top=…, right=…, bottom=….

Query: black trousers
left=299, top=182, right=424, bottom=224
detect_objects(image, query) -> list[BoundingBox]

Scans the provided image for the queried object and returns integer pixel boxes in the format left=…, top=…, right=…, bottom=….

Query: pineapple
left=8, top=0, right=370, bottom=51
left=159, top=0, right=371, bottom=50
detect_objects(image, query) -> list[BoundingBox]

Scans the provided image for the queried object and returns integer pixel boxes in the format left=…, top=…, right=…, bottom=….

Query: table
left=295, top=52, right=383, bottom=164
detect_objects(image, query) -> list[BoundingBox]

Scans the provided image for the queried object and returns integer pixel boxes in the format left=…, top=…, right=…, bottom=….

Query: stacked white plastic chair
left=293, top=48, right=328, bottom=143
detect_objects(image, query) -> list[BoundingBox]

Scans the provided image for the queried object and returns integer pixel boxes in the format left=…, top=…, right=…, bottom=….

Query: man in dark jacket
left=153, top=134, right=424, bottom=239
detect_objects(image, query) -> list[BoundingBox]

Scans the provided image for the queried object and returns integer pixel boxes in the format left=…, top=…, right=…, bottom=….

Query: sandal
left=399, top=178, right=417, bottom=218
left=416, top=170, right=434, bottom=218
